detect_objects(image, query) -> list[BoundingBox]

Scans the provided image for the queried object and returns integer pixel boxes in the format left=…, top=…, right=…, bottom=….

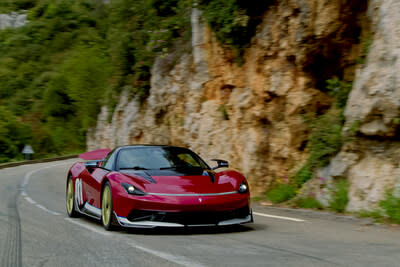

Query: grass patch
left=357, top=210, right=385, bottom=223
left=217, top=104, right=229, bottom=120
left=266, top=184, right=296, bottom=204
left=295, top=111, right=343, bottom=185
left=329, top=180, right=349, bottom=213
left=326, top=78, right=352, bottom=109
left=295, top=165, right=313, bottom=186
left=380, top=191, right=400, bottom=224
left=356, top=36, right=373, bottom=65
left=294, top=77, right=352, bottom=186
left=251, top=196, right=263, bottom=202
left=296, top=197, right=323, bottom=209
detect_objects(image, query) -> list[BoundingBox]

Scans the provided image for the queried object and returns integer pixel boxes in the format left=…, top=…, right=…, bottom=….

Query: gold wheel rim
left=102, top=186, right=111, bottom=226
left=67, top=179, right=74, bottom=214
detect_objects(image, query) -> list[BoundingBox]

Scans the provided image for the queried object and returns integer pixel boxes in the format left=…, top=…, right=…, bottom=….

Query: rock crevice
left=88, top=0, right=400, bottom=210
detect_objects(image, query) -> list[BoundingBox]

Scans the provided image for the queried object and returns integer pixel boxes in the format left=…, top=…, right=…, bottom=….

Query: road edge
left=0, top=155, right=78, bottom=169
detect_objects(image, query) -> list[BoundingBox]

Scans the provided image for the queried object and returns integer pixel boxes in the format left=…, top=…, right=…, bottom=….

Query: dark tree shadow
left=122, top=224, right=257, bottom=236
left=76, top=215, right=264, bottom=236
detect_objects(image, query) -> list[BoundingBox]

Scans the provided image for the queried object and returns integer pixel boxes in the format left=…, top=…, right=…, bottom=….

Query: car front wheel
left=66, top=176, right=79, bottom=217
left=101, top=182, right=115, bottom=230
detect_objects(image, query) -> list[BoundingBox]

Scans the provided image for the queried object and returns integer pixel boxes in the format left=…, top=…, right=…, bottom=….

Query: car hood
left=121, top=168, right=241, bottom=194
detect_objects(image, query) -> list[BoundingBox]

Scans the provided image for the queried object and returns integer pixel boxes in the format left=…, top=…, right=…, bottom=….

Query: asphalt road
left=1, top=159, right=400, bottom=267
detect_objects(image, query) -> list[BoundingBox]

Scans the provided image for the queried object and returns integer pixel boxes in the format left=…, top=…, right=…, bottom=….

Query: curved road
left=1, top=159, right=400, bottom=266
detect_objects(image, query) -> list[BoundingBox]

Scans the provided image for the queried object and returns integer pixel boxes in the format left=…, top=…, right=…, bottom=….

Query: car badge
left=198, top=198, right=202, bottom=203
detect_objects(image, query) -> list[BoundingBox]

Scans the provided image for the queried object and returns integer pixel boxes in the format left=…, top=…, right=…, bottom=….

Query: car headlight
left=238, top=182, right=248, bottom=194
left=121, top=183, right=146, bottom=196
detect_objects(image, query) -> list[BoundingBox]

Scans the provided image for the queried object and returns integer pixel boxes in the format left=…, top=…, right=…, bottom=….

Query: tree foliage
left=0, top=0, right=192, bottom=161
left=199, top=0, right=271, bottom=61
left=0, top=0, right=267, bottom=161
left=0, top=106, right=31, bottom=162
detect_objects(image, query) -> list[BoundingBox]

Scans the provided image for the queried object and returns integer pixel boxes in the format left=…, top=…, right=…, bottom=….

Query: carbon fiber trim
left=147, top=191, right=238, bottom=197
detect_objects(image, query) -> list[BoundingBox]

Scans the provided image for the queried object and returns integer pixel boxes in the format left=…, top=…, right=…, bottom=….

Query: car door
left=81, top=150, right=115, bottom=209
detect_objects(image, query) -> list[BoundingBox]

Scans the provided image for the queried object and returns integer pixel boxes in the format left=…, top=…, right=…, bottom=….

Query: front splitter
left=116, top=214, right=253, bottom=228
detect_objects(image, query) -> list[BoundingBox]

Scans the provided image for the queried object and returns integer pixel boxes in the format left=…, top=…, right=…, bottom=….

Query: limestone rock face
left=334, top=0, right=400, bottom=212
left=88, top=0, right=397, bottom=206
left=346, top=155, right=400, bottom=211
left=0, top=12, right=27, bottom=30
left=290, top=0, right=400, bottom=212
left=344, top=0, right=400, bottom=138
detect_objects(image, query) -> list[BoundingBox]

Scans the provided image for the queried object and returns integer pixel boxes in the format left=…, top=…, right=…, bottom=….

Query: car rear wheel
left=66, top=176, right=79, bottom=217
left=101, top=182, right=115, bottom=230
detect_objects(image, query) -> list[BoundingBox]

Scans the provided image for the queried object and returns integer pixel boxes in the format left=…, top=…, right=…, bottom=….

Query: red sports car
left=66, top=145, right=253, bottom=230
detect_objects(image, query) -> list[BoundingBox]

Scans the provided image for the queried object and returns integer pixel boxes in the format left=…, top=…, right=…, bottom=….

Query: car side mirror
left=85, top=160, right=102, bottom=171
left=211, top=159, right=229, bottom=170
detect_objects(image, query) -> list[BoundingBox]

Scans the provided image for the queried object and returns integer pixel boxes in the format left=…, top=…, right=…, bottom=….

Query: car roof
left=114, top=145, right=191, bottom=153
left=117, top=144, right=186, bottom=149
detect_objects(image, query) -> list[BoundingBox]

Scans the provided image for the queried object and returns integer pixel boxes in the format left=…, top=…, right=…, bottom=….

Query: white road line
left=65, top=217, right=206, bottom=267
left=21, top=162, right=70, bottom=216
left=36, top=204, right=61, bottom=216
left=21, top=161, right=302, bottom=266
left=253, top=212, right=305, bottom=222
left=24, top=196, right=36, bottom=204
left=22, top=169, right=36, bottom=187
left=65, top=218, right=111, bottom=236
left=127, top=241, right=207, bottom=267
left=23, top=161, right=206, bottom=267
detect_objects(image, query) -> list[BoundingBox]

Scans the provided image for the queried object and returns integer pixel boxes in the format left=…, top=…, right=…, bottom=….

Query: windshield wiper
left=159, top=166, right=176, bottom=170
left=159, top=165, right=202, bottom=170
left=120, top=166, right=149, bottom=170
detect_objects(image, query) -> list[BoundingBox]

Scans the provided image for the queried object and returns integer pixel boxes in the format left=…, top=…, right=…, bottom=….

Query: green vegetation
left=356, top=36, right=373, bottom=65
left=265, top=78, right=351, bottom=204
left=261, top=77, right=352, bottom=208
left=0, top=0, right=192, bottom=161
left=106, top=0, right=192, bottom=106
left=295, top=111, right=344, bottom=185
left=328, top=180, right=349, bottom=213
left=380, top=191, right=400, bottom=224
left=357, top=209, right=384, bottom=223
left=251, top=196, right=263, bottom=202
left=199, top=0, right=271, bottom=62
left=295, top=78, right=352, bottom=186
left=0, top=106, right=31, bottom=163
left=0, top=0, right=35, bottom=13
left=217, top=104, right=229, bottom=120
left=355, top=191, right=400, bottom=224
left=296, top=197, right=323, bottom=209
left=266, top=183, right=296, bottom=204
left=0, top=0, right=115, bottom=159
left=326, top=78, right=352, bottom=109
left=0, top=0, right=268, bottom=162
left=349, top=120, right=361, bottom=136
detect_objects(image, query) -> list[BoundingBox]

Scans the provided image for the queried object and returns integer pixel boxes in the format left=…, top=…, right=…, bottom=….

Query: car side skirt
left=75, top=201, right=101, bottom=220
left=115, top=212, right=253, bottom=228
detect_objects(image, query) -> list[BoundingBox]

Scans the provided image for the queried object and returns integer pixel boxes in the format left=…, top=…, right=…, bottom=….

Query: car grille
left=127, top=206, right=250, bottom=225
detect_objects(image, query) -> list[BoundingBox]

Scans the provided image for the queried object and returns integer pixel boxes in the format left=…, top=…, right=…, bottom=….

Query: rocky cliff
left=88, top=0, right=399, bottom=211
left=0, top=12, right=27, bottom=30
left=308, top=0, right=400, bottom=212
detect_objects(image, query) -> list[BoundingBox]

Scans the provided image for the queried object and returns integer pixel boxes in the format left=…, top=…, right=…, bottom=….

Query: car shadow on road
left=77, top=216, right=265, bottom=236
left=122, top=224, right=258, bottom=236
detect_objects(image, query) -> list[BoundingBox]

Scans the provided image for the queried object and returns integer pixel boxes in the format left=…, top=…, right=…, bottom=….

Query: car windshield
left=117, top=147, right=209, bottom=170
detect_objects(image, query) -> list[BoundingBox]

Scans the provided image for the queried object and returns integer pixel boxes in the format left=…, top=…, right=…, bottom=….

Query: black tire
left=101, top=182, right=116, bottom=230
left=66, top=176, right=79, bottom=217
